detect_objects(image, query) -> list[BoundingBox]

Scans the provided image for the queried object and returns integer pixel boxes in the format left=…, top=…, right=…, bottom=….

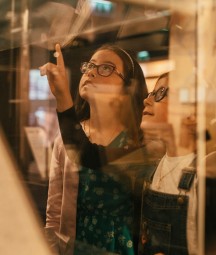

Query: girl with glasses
left=40, top=43, right=148, bottom=255
left=139, top=72, right=197, bottom=255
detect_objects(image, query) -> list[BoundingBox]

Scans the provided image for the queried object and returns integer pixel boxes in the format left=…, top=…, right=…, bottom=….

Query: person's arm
left=39, top=44, right=73, bottom=112
left=57, top=107, right=113, bottom=169
left=45, top=136, right=64, bottom=252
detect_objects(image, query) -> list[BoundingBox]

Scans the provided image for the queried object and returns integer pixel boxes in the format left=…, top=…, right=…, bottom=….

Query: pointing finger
left=55, top=43, right=65, bottom=70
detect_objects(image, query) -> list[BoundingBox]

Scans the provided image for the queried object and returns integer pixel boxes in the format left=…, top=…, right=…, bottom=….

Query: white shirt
left=150, top=153, right=197, bottom=255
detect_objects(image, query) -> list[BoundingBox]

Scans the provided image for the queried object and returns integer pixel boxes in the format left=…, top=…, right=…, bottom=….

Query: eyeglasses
left=147, top=87, right=169, bottom=102
left=80, top=62, right=125, bottom=81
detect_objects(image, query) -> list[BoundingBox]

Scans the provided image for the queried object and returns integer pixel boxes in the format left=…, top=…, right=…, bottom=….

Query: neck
left=89, top=99, right=124, bottom=130
left=83, top=104, right=125, bottom=146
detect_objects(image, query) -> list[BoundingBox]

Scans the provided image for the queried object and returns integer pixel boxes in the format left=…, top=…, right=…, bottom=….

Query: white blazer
left=45, top=135, right=79, bottom=254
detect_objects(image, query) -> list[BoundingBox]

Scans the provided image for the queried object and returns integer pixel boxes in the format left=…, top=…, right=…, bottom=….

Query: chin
left=140, top=117, right=154, bottom=128
left=79, top=94, right=89, bottom=104
left=79, top=88, right=89, bottom=99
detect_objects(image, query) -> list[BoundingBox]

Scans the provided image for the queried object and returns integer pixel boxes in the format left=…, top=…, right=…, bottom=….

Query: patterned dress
left=75, top=132, right=135, bottom=255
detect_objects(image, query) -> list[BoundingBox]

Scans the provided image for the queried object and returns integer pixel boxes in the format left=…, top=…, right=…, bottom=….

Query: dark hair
left=74, top=44, right=148, bottom=144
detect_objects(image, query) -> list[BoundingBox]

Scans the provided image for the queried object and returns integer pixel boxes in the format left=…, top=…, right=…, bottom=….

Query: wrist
left=56, top=94, right=73, bottom=112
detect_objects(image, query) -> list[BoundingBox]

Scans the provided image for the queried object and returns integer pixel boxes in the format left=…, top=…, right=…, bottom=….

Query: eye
left=87, top=62, right=95, bottom=69
left=157, top=87, right=166, bottom=95
left=101, top=64, right=114, bottom=72
left=150, top=91, right=156, bottom=96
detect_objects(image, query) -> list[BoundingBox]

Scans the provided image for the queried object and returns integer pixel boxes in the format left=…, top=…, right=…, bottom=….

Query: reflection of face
left=79, top=49, right=124, bottom=101
left=140, top=75, right=168, bottom=129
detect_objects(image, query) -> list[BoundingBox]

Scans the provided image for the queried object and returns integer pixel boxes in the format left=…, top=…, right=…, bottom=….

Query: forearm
left=56, top=93, right=73, bottom=112
left=57, top=107, right=106, bottom=169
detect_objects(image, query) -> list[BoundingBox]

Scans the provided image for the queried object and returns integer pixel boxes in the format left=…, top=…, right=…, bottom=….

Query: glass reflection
left=1, top=1, right=216, bottom=255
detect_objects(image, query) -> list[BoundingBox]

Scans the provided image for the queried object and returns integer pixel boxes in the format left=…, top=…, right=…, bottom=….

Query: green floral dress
left=75, top=132, right=135, bottom=255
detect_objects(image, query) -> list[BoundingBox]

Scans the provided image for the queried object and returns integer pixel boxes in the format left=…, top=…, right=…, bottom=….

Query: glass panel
left=0, top=0, right=216, bottom=254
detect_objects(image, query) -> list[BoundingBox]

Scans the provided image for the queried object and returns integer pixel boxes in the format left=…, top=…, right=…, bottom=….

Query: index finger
left=55, top=43, right=65, bottom=69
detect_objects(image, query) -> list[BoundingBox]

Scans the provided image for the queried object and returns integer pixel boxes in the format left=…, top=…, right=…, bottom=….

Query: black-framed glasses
left=148, top=87, right=169, bottom=102
left=80, top=62, right=125, bottom=81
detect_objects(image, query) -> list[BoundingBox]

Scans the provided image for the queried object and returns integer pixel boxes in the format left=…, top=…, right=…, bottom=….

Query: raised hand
left=179, top=114, right=196, bottom=149
left=39, top=43, right=73, bottom=111
left=142, top=122, right=176, bottom=157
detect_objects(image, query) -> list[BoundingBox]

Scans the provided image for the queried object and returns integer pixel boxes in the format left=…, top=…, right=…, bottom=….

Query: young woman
left=40, top=43, right=148, bottom=255
left=139, top=72, right=197, bottom=255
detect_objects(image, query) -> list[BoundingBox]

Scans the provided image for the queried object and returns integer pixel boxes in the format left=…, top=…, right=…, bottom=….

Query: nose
left=87, top=66, right=97, bottom=78
left=143, top=95, right=154, bottom=107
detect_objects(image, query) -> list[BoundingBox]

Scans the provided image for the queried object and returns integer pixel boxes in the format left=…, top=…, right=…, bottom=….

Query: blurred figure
left=139, top=72, right=197, bottom=255
left=40, top=43, right=148, bottom=255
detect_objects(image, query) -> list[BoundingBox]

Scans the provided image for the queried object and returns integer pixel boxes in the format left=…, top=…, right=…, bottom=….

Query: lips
left=143, top=111, right=153, bottom=116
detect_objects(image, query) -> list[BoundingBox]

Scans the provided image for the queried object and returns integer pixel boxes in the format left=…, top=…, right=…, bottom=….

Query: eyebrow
left=89, top=59, right=116, bottom=66
left=155, top=86, right=167, bottom=90
left=151, top=86, right=167, bottom=93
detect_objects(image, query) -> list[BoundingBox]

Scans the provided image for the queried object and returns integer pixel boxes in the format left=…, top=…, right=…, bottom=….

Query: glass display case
left=0, top=0, right=216, bottom=254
